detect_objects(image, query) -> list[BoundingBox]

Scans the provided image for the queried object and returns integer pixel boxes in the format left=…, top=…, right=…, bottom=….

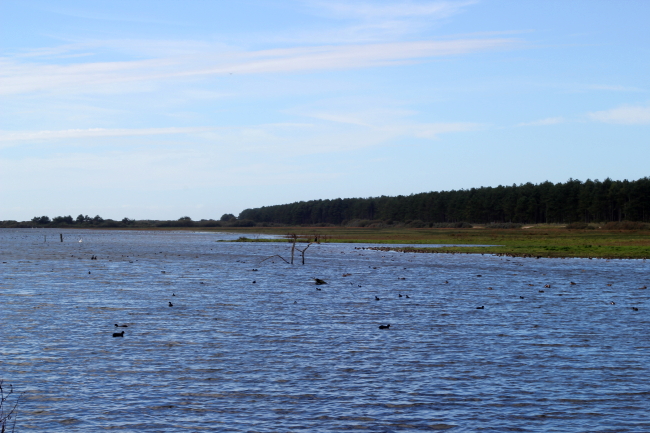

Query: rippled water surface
left=1, top=229, right=649, bottom=432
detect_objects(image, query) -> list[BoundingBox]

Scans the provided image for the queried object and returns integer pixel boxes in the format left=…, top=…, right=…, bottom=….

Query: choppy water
left=1, top=229, right=649, bottom=432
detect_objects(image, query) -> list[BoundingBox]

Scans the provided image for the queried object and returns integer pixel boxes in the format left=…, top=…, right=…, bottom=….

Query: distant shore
left=216, top=226, right=650, bottom=260
left=3, top=224, right=649, bottom=259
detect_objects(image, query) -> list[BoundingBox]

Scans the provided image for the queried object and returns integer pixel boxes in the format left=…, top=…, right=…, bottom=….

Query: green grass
left=207, top=226, right=650, bottom=259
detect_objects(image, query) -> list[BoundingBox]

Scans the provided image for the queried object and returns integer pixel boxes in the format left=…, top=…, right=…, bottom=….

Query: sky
left=1, top=0, right=649, bottom=221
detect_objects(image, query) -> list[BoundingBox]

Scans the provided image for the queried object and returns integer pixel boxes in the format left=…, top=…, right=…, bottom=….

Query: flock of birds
left=108, top=255, right=644, bottom=338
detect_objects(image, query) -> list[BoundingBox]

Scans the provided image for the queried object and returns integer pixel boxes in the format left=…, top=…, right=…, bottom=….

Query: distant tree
left=52, top=215, right=74, bottom=224
left=31, top=216, right=50, bottom=224
left=92, top=215, right=103, bottom=224
left=220, top=213, right=236, bottom=222
left=122, top=217, right=135, bottom=224
left=178, top=216, right=192, bottom=221
left=76, top=214, right=85, bottom=224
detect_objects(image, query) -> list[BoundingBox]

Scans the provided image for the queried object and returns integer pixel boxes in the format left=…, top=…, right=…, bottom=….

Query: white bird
left=78, top=239, right=83, bottom=243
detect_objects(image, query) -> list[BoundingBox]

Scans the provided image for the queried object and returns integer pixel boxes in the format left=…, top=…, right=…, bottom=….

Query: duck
left=398, top=294, right=402, bottom=298
left=378, top=324, right=390, bottom=329
left=405, top=295, right=410, bottom=299
left=169, top=302, right=173, bottom=307
left=112, top=331, right=125, bottom=337
left=375, top=296, right=380, bottom=301
left=114, top=323, right=128, bottom=328
left=476, top=306, right=484, bottom=309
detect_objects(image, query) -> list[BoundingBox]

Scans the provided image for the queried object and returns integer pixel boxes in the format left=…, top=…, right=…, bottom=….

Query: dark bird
left=314, top=278, right=327, bottom=285
left=252, top=280, right=256, bottom=284
left=632, top=307, right=639, bottom=311
left=405, top=295, right=410, bottom=298
left=544, top=284, right=551, bottom=288
left=316, top=287, right=321, bottom=291
left=169, top=302, right=173, bottom=307
left=570, top=282, right=577, bottom=285
left=378, top=324, right=390, bottom=329
left=399, top=294, right=402, bottom=298
left=610, top=301, right=616, bottom=305
left=539, top=290, right=545, bottom=293
left=445, top=281, right=449, bottom=284
left=114, top=324, right=128, bottom=328
left=112, top=331, right=125, bottom=337
left=476, top=306, right=484, bottom=309
left=375, top=296, right=380, bottom=301
left=520, top=296, right=525, bottom=299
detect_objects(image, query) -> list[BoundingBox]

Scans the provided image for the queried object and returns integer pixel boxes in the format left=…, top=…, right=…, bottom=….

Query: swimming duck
left=378, top=324, right=390, bottom=329
left=476, top=306, right=484, bottom=309
left=169, top=302, right=173, bottom=307
left=114, top=324, right=128, bottom=328
left=375, top=296, right=380, bottom=301
left=112, top=331, right=125, bottom=337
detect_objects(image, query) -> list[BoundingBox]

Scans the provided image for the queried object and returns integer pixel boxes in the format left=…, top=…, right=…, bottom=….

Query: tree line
left=238, top=177, right=650, bottom=225
left=0, top=214, right=255, bottom=229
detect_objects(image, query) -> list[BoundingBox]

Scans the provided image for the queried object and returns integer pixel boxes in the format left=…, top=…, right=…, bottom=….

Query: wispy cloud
left=517, top=117, right=565, bottom=127
left=310, top=0, right=476, bottom=20
left=0, top=37, right=517, bottom=96
left=295, top=0, right=478, bottom=43
left=588, top=105, right=650, bottom=125
left=0, top=127, right=211, bottom=143
left=586, top=84, right=644, bottom=92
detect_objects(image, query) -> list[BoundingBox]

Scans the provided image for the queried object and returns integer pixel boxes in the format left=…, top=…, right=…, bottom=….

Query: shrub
left=565, top=222, right=589, bottom=229
left=601, top=221, right=649, bottom=230
left=406, top=219, right=427, bottom=228
left=430, top=222, right=473, bottom=228
left=231, top=219, right=255, bottom=227
left=485, top=222, right=523, bottom=229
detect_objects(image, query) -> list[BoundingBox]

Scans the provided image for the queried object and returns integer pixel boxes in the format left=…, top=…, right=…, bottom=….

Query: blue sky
left=1, top=0, right=649, bottom=220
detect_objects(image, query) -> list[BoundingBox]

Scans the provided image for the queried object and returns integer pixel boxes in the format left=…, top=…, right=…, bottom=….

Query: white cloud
left=0, top=37, right=517, bottom=96
left=517, top=117, right=565, bottom=127
left=310, top=1, right=476, bottom=20
left=0, top=127, right=211, bottom=144
left=588, top=105, right=650, bottom=125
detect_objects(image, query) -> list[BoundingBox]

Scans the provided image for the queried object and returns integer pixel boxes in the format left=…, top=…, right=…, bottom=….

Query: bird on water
left=169, top=302, right=173, bottom=307
left=476, top=306, right=484, bottom=309
left=378, top=324, right=390, bottom=329
left=112, top=331, right=125, bottom=337
left=114, top=324, right=128, bottom=328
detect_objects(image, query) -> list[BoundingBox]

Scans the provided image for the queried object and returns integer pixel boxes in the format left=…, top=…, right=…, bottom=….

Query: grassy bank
left=211, top=226, right=650, bottom=259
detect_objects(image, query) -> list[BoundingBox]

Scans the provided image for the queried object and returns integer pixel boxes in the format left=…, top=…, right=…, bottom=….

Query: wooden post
left=60, top=233, right=63, bottom=242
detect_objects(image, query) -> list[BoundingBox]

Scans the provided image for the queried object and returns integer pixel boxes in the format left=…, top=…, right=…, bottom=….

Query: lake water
left=1, top=229, right=649, bottom=432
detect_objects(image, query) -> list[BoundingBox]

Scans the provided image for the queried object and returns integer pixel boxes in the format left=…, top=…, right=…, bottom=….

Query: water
left=1, top=229, right=649, bottom=432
